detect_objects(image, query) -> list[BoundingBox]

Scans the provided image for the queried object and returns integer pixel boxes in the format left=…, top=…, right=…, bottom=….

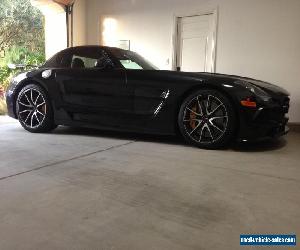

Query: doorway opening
left=174, top=10, right=218, bottom=73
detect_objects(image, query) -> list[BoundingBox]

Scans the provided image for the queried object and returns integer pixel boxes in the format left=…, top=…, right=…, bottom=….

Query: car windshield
left=110, top=49, right=158, bottom=70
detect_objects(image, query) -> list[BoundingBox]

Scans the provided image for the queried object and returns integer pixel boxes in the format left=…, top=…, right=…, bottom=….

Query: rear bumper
left=5, top=89, right=17, bottom=119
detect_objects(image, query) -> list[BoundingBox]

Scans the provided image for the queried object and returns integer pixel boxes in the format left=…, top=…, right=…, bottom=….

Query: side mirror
left=7, top=64, right=35, bottom=70
left=8, top=64, right=17, bottom=70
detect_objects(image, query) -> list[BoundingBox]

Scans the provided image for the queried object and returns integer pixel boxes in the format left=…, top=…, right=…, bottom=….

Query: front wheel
left=178, top=89, right=237, bottom=149
left=16, top=84, right=57, bottom=133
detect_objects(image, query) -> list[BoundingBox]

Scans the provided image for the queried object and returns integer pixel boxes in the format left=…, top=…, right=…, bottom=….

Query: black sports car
left=6, top=46, right=290, bottom=149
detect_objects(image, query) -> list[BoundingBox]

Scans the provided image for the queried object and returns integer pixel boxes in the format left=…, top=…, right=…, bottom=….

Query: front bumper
left=237, top=98, right=290, bottom=141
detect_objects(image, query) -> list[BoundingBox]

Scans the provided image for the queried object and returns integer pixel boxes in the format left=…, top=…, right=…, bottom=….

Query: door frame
left=172, top=9, right=218, bottom=72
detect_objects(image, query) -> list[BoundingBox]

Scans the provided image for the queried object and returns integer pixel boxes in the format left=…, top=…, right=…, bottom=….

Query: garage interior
left=1, top=0, right=300, bottom=249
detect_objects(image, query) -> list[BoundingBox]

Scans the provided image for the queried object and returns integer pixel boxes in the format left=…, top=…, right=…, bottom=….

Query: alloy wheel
left=17, top=88, right=47, bottom=129
left=183, top=94, right=228, bottom=143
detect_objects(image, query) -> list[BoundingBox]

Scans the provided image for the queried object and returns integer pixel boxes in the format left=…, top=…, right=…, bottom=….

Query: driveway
left=0, top=116, right=299, bottom=250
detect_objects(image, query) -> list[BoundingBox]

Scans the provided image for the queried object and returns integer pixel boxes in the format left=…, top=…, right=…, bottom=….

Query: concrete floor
left=0, top=115, right=299, bottom=250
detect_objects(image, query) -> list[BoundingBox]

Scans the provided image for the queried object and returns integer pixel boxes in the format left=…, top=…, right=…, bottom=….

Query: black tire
left=16, top=84, right=57, bottom=133
left=178, top=88, right=237, bottom=149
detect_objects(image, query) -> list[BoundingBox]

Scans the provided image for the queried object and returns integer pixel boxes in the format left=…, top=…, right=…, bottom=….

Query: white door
left=176, top=14, right=216, bottom=72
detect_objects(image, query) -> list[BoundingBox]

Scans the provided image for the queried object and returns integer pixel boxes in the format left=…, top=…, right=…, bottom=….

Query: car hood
left=195, top=72, right=290, bottom=96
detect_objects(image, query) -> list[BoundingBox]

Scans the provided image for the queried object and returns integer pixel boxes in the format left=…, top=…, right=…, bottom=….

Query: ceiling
left=31, top=0, right=75, bottom=14
left=53, top=0, right=75, bottom=6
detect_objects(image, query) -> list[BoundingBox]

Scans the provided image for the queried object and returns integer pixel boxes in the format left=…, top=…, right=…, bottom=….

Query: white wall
left=44, top=12, right=67, bottom=58
left=73, top=0, right=87, bottom=46
left=32, top=0, right=87, bottom=58
left=86, top=0, right=300, bottom=122
left=31, top=0, right=67, bottom=59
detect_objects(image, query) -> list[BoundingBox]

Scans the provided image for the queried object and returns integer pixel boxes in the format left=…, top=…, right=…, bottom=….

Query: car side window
left=69, top=48, right=97, bottom=69
left=44, top=47, right=116, bottom=69
left=120, top=59, right=143, bottom=69
left=71, top=55, right=97, bottom=68
left=69, top=48, right=115, bottom=69
left=94, top=50, right=115, bottom=70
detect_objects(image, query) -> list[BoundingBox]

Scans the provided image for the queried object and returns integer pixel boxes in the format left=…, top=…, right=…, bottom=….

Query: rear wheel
left=16, top=84, right=57, bottom=133
left=178, top=89, right=236, bottom=149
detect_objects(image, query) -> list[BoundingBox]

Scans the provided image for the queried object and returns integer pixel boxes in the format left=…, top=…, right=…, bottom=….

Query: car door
left=102, top=48, right=171, bottom=129
left=54, top=47, right=131, bottom=127
left=125, top=70, right=171, bottom=126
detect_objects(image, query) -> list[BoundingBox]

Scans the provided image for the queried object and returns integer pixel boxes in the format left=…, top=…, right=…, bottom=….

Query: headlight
left=42, top=69, right=52, bottom=79
left=235, top=80, right=271, bottom=102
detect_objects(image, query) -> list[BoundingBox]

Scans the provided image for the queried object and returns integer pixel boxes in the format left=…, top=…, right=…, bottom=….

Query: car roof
left=65, top=45, right=129, bottom=53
